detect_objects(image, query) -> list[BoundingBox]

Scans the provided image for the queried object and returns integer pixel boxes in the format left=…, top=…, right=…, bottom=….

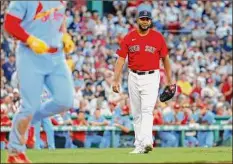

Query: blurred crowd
left=0, top=0, right=232, bottom=149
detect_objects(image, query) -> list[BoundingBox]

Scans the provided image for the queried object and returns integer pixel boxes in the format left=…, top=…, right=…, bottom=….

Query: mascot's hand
left=62, top=33, right=75, bottom=54
left=26, top=35, right=49, bottom=54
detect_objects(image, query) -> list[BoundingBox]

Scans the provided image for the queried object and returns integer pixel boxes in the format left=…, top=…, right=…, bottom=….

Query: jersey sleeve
left=100, top=116, right=106, bottom=122
left=228, top=117, right=232, bottom=124
left=116, top=37, right=129, bottom=58
left=163, top=113, right=171, bottom=123
left=176, top=112, right=184, bottom=122
left=159, top=34, right=168, bottom=58
left=191, top=113, right=199, bottom=122
left=170, top=113, right=175, bottom=122
left=123, top=117, right=131, bottom=129
left=7, top=1, right=27, bottom=20
left=87, top=116, right=93, bottom=122
left=207, top=113, right=215, bottom=125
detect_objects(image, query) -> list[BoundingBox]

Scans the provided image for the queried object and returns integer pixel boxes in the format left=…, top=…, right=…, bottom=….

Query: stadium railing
left=1, top=124, right=232, bottom=147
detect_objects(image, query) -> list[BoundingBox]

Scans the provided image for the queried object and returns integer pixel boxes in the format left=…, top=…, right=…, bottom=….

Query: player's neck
left=137, top=28, right=150, bottom=36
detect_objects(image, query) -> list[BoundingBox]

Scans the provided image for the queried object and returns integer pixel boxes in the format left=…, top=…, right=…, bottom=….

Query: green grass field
left=1, top=147, right=232, bottom=163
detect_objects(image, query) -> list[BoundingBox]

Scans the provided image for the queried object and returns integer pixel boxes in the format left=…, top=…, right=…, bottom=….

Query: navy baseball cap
left=138, top=10, right=152, bottom=19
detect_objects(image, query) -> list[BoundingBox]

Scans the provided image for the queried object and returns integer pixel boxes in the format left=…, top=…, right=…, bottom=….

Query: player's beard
left=138, top=24, right=150, bottom=32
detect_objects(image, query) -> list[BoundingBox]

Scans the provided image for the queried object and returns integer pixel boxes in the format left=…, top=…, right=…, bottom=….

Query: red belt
left=25, top=44, right=59, bottom=54
left=48, top=47, right=58, bottom=54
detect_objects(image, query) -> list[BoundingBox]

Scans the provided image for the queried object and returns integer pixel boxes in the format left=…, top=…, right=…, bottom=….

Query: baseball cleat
left=7, top=152, right=31, bottom=163
left=129, top=146, right=145, bottom=154
left=144, top=145, right=153, bottom=153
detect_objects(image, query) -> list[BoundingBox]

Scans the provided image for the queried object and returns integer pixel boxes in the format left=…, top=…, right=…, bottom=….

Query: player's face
left=137, top=17, right=152, bottom=31
left=78, top=112, right=85, bottom=120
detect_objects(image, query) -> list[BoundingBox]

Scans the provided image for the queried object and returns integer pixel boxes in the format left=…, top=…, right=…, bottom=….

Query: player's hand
left=166, top=79, right=175, bottom=86
left=114, top=123, right=121, bottom=127
left=26, top=35, right=49, bottom=54
left=62, top=33, right=75, bottom=54
left=103, top=121, right=109, bottom=126
left=112, top=81, right=120, bottom=93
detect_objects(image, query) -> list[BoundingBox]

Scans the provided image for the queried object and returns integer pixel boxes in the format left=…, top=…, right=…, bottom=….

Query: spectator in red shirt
left=190, top=80, right=202, bottom=103
left=126, top=0, right=143, bottom=17
left=220, top=76, right=232, bottom=104
left=71, top=111, right=88, bottom=148
left=153, top=109, right=163, bottom=125
left=0, top=109, right=11, bottom=150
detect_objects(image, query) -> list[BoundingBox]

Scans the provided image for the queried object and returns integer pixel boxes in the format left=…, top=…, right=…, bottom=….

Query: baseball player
left=112, top=10, right=173, bottom=153
left=34, top=88, right=55, bottom=150
left=223, top=116, right=232, bottom=142
left=85, top=108, right=109, bottom=148
left=159, top=107, right=177, bottom=147
left=34, top=118, right=55, bottom=149
left=183, top=105, right=199, bottom=147
left=103, top=105, right=131, bottom=148
left=4, top=1, right=75, bottom=163
left=173, top=104, right=185, bottom=147
left=52, top=111, right=74, bottom=149
left=197, top=104, right=216, bottom=147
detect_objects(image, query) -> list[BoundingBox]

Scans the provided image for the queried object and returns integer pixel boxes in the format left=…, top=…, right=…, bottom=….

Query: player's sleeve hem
left=116, top=53, right=127, bottom=59
left=160, top=53, right=168, bottom=58
left=116, top=49, right=127, bottom=58
left=6, top=12, right=24, bottom=21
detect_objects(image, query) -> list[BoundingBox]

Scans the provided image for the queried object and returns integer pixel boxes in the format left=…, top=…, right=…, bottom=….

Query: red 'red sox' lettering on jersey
left=116, top=29, right=168, bottom=71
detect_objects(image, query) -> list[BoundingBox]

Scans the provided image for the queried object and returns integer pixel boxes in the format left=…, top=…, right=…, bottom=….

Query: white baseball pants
left=128, top=70, right=160, bottom=147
